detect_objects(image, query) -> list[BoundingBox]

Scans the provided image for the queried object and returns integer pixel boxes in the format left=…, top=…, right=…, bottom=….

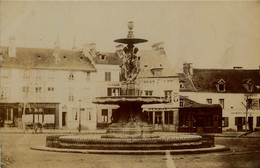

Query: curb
left=31, top=145, right=230, bottom=155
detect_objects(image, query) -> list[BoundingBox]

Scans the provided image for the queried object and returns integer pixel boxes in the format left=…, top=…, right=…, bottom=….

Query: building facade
left=179, top=63, right=260, bottom=131
left=0, top=39, right=98, bottom=129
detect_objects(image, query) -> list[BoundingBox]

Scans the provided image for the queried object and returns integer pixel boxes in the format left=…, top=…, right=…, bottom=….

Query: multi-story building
left=179, top=63, right=260, bottom=131
left=0, top=38, right=100, bottom=129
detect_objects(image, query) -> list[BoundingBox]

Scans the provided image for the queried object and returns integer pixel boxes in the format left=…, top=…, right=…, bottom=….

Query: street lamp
left=78, top=99, right=82, bottom=132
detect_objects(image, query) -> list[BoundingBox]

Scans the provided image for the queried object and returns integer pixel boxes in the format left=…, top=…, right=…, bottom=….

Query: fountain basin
left=46, top=133, right=213, bottom=150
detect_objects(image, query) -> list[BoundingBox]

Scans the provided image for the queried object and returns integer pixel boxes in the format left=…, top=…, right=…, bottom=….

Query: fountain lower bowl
left=46, top=133, right=210, bottom=150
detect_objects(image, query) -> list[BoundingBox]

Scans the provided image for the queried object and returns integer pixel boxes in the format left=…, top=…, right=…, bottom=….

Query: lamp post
left=78, top=99, right=82, bottom=132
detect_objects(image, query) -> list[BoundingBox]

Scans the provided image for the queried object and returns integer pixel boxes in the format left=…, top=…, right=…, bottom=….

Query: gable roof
left=93, top=52, right=122, bottom=65
left=0, top=47, right=96, bottom=71
left=179, top=68, right=260, bottom=93
left=138, top=50, right=177, bottom=78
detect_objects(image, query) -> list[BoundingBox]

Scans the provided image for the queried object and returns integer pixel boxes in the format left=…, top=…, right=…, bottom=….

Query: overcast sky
left=1, top=1, right=260, bottom=71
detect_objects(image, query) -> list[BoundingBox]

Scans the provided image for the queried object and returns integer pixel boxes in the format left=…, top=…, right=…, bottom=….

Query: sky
left=1, top=1, right=260, bottom=71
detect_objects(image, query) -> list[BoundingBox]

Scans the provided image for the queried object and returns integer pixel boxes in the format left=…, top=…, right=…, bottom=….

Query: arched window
left=69, top=73, right=74, bottom=80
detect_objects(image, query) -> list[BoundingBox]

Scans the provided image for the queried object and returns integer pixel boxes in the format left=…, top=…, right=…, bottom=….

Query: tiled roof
left=0, top=47, right=96, bottom=71
left=138, top=50, right=177, bottom=78
left=93, top=52, right=121, bottom=65
left=180, top=95, right=221, bottom=108
left=179, top=68, right=260, bottom=93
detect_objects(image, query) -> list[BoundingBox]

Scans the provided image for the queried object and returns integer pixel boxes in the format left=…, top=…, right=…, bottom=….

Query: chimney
left=53, top=37, right=61, bottom=64
left=72, top=37, right=77, bottom=51
left=233, top=66, right=243, bottom=70
left=89, top=43, right=96, bottom=55
left=8, top=36, right=16, bottom=57
left=151, top=42, right=165, bottom=55
left=183, top=63, right=193, bottom=76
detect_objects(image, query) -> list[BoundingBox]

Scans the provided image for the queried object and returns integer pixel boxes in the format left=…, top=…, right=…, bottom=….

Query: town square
left=1, top=1, right=260, bottom=168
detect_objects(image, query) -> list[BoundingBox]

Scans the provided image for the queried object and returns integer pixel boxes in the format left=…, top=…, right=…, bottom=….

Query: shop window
left=105, top=72, right=111, bottom=81
left=235, top=117, right=246, bottom=125
left=222, top=117, right=229, bottom=127
left=102, top=109, right=108, bottom=122
left=257, top=117, right=260, bottom=127
left=164, top=111, right=174, bottom=124
left=219, top=99, right=224, bottom=109
left=155, top=112, right=162, bottom=124
left=206, top=99, right=212, bottom=104
left=145, top=91, right=153, bottom=96
left=164, top=90, right=172, bottom=103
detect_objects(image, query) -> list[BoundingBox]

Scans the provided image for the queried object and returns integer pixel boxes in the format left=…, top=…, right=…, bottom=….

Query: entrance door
left=62, top=112, right=67, bottom=126
left=155, top=112, right=162, bottom=125
left=248, top=117, right=253, bottom=131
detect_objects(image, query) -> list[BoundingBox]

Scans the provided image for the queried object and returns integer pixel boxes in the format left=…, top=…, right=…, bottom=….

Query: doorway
left=62, top=112, right=67, bottom=126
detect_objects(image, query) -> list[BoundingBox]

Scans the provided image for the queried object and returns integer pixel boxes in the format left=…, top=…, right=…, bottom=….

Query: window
left=48, top=87, right=54, bottom=91
left=0, top=87, right=8, bottom=100
left=72, top=108, right=78, bottom=120
left=101, top=109, right=108, bottom=122
left=218, top=84, right=225, bottom=92
left=105, top=72, right=111, bottom=81
left=1, top=69, right=11, bottom=78
left=206, top=99, right=212, bottom=104
left=180, top=99, right=184, bottom=107
left=257, top=117, right=260, bottom=127
left=180, top=82, right=185, bottom=89
left=248, top=83, right=253, bottom=92
left=69, top=73, right=74, bottom=80
left=89, top=111, right=92, bottom=121
left=107, top=88, right=120, bottom=96
left=164, top=111, right=173, bottom=124
left=69, top=93, right=74, bottom=102
left=22, top=86, right=29, bottom=93
left=216, top=79, right=226, bottom=92
left=86, top=72, right=90, bottom=81
left=145, top=91, right=153, bottom=96
left=164, top=90, right=172, bottom=103
left=35, top=87, right=42, bottom=93
left=36, top=71, right=42, bottom=80
left=235, top=117, right=246, bottom=125
left=219, top=99, right=224, bottom=109
left=222, top=117, right=229, bottom=127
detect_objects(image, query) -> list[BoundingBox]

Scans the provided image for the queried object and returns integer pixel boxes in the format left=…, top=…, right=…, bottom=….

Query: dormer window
left=150, top=67, right=163, bottom=77
left=243, top=80, right=254, bottom=92
left=216, top=79, right=226, bottom=92
left=99, top=54, right=106, bottom=60
left=69, top=73, right=74, bottom=80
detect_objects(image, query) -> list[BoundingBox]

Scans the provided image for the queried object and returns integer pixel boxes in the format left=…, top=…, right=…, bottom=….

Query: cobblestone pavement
left=1, top=134, right=260, bottom=168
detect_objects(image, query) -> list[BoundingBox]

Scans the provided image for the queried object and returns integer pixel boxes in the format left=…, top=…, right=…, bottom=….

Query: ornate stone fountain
left=44, top=22, right=220, bottom=151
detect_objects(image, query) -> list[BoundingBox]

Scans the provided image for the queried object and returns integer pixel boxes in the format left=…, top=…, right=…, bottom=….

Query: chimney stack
left=53, top=37, right=61, bottom=64
left=8, top=36, right=16, bottom=57
left=183, top=63, right=193, bottom=76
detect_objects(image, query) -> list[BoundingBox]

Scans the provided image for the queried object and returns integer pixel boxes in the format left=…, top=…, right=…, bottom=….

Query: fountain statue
left=92, top=21, right=168, bottom=138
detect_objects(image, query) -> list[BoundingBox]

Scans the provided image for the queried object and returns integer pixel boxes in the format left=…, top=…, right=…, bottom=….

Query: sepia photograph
left=0, top=1, right=260, bottom=168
